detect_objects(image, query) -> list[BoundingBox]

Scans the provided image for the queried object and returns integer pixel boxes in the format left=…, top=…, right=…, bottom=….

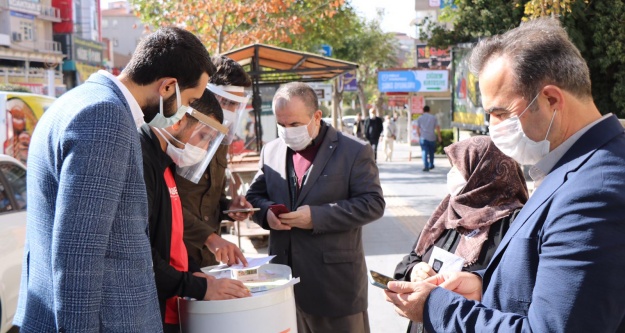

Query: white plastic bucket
left=179, top=264, right=298, bottom=333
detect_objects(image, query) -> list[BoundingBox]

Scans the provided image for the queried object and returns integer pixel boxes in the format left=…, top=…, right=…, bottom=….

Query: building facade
left=52, top=0, right=104, bottom=89
left=101, top=0, right=147, bottom=74
left=0, top=0, right=65, bottom=95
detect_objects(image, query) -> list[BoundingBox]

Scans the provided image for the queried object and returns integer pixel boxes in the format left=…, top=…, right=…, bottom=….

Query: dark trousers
left=369, top=139, right=379, bottom=161
left=420, top=138, right=436, bottom=169
left=296, top=306, right=370, bottom=333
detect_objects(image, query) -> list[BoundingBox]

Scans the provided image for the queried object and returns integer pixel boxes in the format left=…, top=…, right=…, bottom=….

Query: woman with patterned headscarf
left=393, top=135, right=528, bottom=333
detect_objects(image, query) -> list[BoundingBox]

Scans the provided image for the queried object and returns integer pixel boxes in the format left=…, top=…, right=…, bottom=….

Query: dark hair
left=469, top=18, right=591, bottom=102
left=210, top=56, right=252, bottom=87
left=273, top=82, right=319, bottom=117
left=124, top=27, right=216, bottom=90
left=190, top=89, right=224, bottom=124
left=423, top=105, right=430, bottom=112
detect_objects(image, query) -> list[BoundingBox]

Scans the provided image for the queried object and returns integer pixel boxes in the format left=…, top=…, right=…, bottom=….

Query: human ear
left=542, top=85, right=564, bottom=112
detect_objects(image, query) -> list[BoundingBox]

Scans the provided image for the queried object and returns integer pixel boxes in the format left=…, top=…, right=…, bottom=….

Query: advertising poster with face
left=0, top=92, right=55, bottom=166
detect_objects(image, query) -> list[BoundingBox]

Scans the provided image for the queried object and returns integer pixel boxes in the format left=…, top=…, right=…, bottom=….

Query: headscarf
left=415, top=136, right=528, bottom=266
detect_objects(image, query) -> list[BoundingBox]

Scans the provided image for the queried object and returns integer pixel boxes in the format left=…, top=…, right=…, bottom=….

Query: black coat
left=364, top=117, right=383, bottom=143
left=394, top=210, right=520, bottom=333
left=139, top=125, right=207, bottom=322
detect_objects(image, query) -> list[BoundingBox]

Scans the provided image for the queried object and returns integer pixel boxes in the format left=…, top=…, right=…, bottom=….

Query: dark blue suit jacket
left=424, top=115, right=625, bottom=332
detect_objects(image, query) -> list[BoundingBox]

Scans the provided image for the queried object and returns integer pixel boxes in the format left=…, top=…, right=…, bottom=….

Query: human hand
left=205, top=233, right=248, bottom=266
left=227, top=196, right=254, bottom=221
left=384, top=280, right=438, bottom=323
left=411, top=262, right=436, bottom=282
left=266, top=209, right=291, bottom=231
left=279, top=205, right=313, bottom=230
left=193, top=273, right=251, bottom=300
left=425, top=271, right=482, bottom=301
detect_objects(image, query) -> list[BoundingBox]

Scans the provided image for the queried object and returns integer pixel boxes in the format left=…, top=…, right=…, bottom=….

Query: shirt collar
left=530, top=113, right=612, bottom=186
left=98, top=70, right=145, bottom=128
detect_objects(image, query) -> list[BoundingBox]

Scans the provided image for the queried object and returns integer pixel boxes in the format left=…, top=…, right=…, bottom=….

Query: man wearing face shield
left=246, top=82, right=385, bottom=333
left=140, top=89, right=251, bottom=333
left=16, top=27, right=215, bottom=332
left=384, top=18, right=625, bottom=333
left=177, top=56, right=254, bottom=268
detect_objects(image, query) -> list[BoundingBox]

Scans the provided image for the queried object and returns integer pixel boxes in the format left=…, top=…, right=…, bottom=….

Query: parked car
left=0, top=155, right=27, bottom=333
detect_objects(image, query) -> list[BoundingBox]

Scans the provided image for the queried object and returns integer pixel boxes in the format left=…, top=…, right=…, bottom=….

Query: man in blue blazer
left=385, top=18, right=625, bottom=332
left=15, top=27, right=215, bottom=332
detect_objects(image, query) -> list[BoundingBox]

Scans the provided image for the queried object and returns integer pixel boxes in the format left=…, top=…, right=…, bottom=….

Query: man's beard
left=143, top=93, right=177, bottom=123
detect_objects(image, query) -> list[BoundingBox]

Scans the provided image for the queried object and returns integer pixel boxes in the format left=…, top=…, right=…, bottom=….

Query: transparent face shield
left=207, top=83, right=250, bottom=144
left=175, top=108, right=229, bottom=183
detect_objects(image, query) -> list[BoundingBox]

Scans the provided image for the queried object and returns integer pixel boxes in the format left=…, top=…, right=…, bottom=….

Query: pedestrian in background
left=385, top=18, right=625, bottom=332
left=416, top=105, right=442, bottom=171
left=353, top=112, right=365, bottom=139
left=177, top=55, right=253, bottom=268
left=365, top=107, right=383, bottom=162
left=382, top=114, right=397, bottom=162
left=15, top=27, right=215, bottom=332
left=393, top=136, right=527, bottom=333
left=246, top=82, right=385, bottom=333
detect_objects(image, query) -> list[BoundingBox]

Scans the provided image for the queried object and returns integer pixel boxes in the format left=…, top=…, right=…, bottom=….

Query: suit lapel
left=271, top=139, right=292, bottom=206
left=487, top=115, right=624, bottom=270
left=296, top=126, right=339, bottom=206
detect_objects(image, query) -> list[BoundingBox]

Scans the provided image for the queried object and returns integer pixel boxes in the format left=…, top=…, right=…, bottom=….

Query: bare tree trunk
left=357, top=81, right=367, bottom=117
left=333, top=78, right=344, bottom=131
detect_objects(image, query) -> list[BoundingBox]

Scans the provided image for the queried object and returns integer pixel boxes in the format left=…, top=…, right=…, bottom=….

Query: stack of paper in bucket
left=202, top=256, right=300, bottom=294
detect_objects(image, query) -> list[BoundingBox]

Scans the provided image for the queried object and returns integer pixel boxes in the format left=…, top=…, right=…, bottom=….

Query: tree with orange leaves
left=130, top=0, right=345, bottom=54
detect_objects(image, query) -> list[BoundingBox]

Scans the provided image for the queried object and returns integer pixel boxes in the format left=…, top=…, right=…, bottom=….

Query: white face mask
left=489, top=93, right=557, bottom=166
left=154, top=128, right=207, bottom=167
left=149, top=82, right=191, bottom=128
left=446, top=166, right=467, bottom=196
left=277, top=117, right=315, bottom=151
left=223, top=109, right=237, bottom=128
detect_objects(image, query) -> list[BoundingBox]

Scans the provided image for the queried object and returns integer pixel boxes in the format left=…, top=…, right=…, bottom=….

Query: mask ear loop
left=544, top=110, right=557, bottom=140
left=154, top=126, right=185, bottom=148
left=518, top=92, right=541, bottom=118
left=175, top=82, right=181, bottom=109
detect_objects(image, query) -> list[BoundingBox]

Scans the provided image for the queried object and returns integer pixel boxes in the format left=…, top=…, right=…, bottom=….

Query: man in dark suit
left=384, top=18, right=625, bottom=332
left=246, top=82, right=385, bottom=333
left=16, top=27, right=215, bottom=332
left=364, top=107, right=383, bottom=161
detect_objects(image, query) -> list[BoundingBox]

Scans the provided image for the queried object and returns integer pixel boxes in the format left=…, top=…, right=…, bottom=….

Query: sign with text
left=9, top=0, right=41, bottom=16
left=378, top=70, right=449, bottom=93
left=341, top=72, right=357, bottom=92
left=73, top=36, right=104, bottom=67
left=307, top=82, right=332, bottom=102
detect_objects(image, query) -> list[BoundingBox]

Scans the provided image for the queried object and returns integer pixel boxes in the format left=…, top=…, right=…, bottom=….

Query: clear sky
left=349, top=0, right=416, bottom=37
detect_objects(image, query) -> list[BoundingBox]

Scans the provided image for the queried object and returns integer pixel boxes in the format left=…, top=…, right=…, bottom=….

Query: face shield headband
left=175, top=107, right=229, bottom=183
left=207, top=83, right=250, bottom=145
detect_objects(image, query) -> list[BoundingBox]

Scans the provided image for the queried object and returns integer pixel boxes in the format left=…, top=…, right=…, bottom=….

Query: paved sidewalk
left=224, top=141, right=450, bottom=332
left=365, top=141, right=450, bottom=332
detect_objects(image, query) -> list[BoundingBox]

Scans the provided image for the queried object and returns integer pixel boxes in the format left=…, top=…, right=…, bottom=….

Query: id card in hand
left=427, top=246, right=465, bottom=273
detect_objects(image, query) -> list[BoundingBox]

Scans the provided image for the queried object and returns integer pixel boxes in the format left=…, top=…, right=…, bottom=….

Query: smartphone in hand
left=368, top=270, right=396, bottom=290
left=268, top=204, right=290, bottom=217
left=222, top=207, right=260, bottom=214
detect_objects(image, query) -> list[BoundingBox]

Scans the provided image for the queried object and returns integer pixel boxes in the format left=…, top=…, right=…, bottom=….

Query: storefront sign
left=378, top=70, right=449, bottom=93
left=9, top=0, right=41, bottom=16
left=73, top=36, right=104, bottom=67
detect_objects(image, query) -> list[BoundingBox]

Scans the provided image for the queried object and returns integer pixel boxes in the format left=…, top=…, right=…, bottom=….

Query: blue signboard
left=342, top=72, right=357, bottom=91
left=378, top=70, right=449, bottom=93
left=320, top=44, right=332, bottom=57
